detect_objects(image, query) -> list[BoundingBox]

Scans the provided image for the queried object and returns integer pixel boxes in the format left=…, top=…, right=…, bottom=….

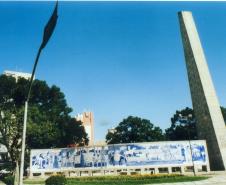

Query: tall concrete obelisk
left=178, top=11, right=226, bottom=170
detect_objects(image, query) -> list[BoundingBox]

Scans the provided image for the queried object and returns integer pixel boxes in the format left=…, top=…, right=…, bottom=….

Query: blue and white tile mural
left=30, top=140, right=208, bottom=171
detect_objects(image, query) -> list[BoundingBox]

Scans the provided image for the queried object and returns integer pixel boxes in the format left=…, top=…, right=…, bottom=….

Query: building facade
left=75, top=112, right=94, bottom=146
left=0, top=144, right=7, bottom=167
left=3, top=70, right=32, bottom=81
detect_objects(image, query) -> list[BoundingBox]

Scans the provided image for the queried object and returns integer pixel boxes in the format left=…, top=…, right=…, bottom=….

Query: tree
left=106, top=116, right=165, bottom=144
left=0, top=106, right=24, bottom=170
left=0, top=75, right=88, bottom=170
left=165, top=106, right=226, bottom=141
left=220, top=106, right=226, bottom=124
left=0, top=75, right=22, bottom=170
left=165, top=107, right=197, bottom=141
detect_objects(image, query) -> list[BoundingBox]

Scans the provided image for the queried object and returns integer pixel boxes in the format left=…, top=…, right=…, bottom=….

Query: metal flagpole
left=19, top=46, right=42, bottom=185
left=19, top=2, right=58, bottom=185
left=19, top=101, right=28, bottom=185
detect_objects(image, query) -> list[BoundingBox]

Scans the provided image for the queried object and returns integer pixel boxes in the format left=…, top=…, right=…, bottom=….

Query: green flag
left=41, top=1, right=58, bottom=49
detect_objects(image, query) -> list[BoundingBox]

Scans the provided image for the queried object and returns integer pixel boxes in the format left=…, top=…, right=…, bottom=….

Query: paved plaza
left=150, top=172, right=226, bottom=185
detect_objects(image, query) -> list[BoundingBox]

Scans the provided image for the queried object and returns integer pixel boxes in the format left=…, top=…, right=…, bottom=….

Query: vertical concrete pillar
left=29, top=173, right=33, bottom=179
left=168, top=167, right=172, bottom=174
left=178, top=11, right=226, bottom=171
left=41, top=172, right=46, bottom=178
left=114, top=169, right=117, bottom=175
left=194, top=166, right=199, bottom=174
left=180, top=166, right=185, bottom=174
left=155, top=168, right=159, bottom=174
left=141, top=168, right=145, bottom=175
left=101, top=169, right=105, bottom=175
left=77, top=171, right=80, bottom=177
left=88, top=170, right=92, bottom=176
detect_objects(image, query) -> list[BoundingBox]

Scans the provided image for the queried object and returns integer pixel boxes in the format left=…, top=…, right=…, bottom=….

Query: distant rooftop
left=3, top=70, right=33, bottom=81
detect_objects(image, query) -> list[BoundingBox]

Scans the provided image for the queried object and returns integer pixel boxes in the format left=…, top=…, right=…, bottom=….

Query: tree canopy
left=165, top=106, right=226, bottom=141
left=165, top=107, right=197, bottom=141
left=106, top=116, right=165, bottom=144
left=221, top=106, right=226, bottom=124
left=0, top=75, right=88, bottom=168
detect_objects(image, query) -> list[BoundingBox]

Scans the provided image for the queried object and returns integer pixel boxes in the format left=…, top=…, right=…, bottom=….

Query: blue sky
left=0, top=2, right=226, bottom=142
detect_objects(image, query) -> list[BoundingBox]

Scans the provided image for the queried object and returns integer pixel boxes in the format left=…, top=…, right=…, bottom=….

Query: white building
left=3, top=70, right=32, bottom=82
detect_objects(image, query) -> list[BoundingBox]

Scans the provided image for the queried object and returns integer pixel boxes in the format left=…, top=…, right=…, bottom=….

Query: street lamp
left=178, top=113, right=196, bottom=176
left=19, top=2, right=58, bottom=185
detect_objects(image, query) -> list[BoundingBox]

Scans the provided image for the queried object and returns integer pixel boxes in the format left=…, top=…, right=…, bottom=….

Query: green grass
left=24, top=179, right=45, bottom=184
left=24, top=174, right=209, bottom=185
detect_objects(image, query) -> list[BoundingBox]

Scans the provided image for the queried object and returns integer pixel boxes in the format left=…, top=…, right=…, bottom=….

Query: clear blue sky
left=0, top=1, right=226, bottom=142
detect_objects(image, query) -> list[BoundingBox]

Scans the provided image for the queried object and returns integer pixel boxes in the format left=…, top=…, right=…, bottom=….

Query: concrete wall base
left=28, top=164, right=210, bottom=179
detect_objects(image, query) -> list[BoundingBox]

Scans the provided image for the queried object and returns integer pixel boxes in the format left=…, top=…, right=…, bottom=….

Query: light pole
left=179, top=113, right=196, bottom=176
left=19, top=2, right=58, bottom=185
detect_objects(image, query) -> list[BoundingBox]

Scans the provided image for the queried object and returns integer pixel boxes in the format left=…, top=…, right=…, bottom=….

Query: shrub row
left=68, top=174, right=182, bottom=182
left=45, top=175, right=66, bottom=185
left=44, top=174, right=181, bottom=184
left=1, top=175, right=14, bottom=185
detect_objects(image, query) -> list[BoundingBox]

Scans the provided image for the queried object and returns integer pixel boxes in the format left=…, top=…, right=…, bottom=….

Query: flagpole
left=19, top=45, right=42, bottom=185
left=18, top=2, right=58, bottom=185
left=19, top=101, right=28, bottom=185
left=27, top=46, right=42, bottom=101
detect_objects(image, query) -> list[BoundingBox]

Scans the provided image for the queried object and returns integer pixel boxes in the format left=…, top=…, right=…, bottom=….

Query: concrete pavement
left=149, top=171, right=226, bottom=185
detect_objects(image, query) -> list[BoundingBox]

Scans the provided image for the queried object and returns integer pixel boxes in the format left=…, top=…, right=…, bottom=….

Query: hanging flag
left=41, top=1, right=58, bottom=49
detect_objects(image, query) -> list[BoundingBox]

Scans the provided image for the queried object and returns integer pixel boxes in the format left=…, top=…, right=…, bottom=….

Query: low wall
left=29, top=140, right=210, bottom=178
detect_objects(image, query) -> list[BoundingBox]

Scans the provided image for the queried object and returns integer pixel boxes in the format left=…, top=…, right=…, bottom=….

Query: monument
left=178, top=11, right=226, bottom=170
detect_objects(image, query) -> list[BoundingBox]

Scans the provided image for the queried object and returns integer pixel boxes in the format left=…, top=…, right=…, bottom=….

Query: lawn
left=24, top=174, right=209, bottom=185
